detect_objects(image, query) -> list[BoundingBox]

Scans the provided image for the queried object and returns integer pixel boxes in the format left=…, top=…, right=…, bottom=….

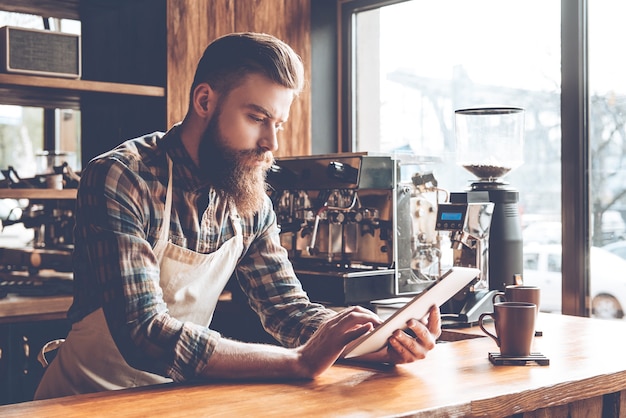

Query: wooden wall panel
left=234, top=0, right=311, bottom=157
left=166, top=0, right=235, bottom=128
left=166, top=0, right=312, bottom=157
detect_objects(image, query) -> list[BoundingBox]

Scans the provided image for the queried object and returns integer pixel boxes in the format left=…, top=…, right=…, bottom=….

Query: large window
left=341, top=0, right=624, bottom=319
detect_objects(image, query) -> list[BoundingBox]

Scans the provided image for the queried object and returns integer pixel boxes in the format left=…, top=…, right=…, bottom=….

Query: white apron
left=35, top=157, right=243, bottom=399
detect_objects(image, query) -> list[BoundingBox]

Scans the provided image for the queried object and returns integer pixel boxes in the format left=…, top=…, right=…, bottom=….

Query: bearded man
left=35, top=32, right=441, bottom=400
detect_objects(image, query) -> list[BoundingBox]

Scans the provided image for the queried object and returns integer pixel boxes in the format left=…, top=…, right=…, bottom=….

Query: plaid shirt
left=68, top=125, right=334, bottom=381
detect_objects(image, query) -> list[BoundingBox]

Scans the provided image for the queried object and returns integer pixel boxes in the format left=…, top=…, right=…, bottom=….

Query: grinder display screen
left=441, top=212, right=463, bottom=221
left=436, top=204, right=467, bottom=231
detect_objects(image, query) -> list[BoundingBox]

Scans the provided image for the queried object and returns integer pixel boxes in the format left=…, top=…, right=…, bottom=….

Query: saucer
left=488, top=352, right=550, bottom=366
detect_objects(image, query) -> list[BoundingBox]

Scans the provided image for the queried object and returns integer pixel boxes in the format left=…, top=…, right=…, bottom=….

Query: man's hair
left=190, top=32, right=305, bottom=102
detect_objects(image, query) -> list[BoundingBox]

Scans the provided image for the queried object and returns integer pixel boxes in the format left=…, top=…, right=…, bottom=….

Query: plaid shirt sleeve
left=235, top=200, right=337, bottom=348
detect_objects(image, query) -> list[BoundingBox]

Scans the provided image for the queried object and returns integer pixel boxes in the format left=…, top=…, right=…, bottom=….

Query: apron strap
left=158, top=155, right=174, bottom=244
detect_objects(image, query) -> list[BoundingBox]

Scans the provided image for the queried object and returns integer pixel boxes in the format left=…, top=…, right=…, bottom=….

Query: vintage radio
left=0, top=26, right=81, bottom=78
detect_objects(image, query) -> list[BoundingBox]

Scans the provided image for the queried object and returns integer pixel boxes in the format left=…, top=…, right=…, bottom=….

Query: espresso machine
left=267, top=153, right=447, bottom=306
left=0, top=199, right=75, bottom=269
left=0, top=164, right=76, bottom=297
left=437, top=106, right=525, bottom=326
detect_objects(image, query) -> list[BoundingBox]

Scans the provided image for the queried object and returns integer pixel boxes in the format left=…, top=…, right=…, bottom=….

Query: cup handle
left=478, top=312, right=500, bottom=347
left=492, top=291, right=506, bottom=305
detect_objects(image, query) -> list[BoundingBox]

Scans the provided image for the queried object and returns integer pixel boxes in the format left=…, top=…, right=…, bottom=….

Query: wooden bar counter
left=0, top=294, right=72, bottom=324
left=2, top=313, right=626, bottom=417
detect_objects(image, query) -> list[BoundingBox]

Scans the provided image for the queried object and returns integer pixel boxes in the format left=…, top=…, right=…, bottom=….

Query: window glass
left=0, top=105, right=43, bottom=177
left=350, top=0, right=562, bottom=310
left=547, top=253, right=561, bottom=274
left=523, top=253, right=539, bottom=271
left=589, top=1, right=626, bottom=319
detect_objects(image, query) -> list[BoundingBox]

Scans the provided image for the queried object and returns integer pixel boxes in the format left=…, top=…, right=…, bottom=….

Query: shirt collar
left=159, top=124, right=213, bottom=193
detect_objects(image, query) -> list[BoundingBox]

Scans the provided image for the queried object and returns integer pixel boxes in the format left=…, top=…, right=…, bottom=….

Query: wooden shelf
left=0, top=73, right=164, bottom=97
left=0, top=189, right=77, bottom=199
left=0, top=73, right=165, bottom=109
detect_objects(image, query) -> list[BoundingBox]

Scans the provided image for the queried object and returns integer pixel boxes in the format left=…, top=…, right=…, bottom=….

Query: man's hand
left=352, top=304, right=442, bottom=364
left=293, top=306, right=381, bottom=378
left=201, top=305, right=378, bottom=381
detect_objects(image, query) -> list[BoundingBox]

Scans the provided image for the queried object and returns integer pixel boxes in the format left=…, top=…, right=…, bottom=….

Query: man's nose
left=259, top=126, right=279, bottom=152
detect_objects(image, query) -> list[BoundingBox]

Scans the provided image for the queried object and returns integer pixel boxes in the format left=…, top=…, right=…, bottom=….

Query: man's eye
left=249, top=115, right=284, bottom=132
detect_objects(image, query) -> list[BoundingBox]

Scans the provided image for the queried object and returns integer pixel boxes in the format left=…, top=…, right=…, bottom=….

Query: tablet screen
left=342, top=266, right=480, bottom=359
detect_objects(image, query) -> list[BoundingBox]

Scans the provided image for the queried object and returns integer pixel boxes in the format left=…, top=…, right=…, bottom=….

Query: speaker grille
left=2, top=26, right=81, bottom=78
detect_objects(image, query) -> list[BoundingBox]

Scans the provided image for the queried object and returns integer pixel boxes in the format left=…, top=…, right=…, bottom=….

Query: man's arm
left=233, top=199, right=337, bottom=347
left=200, top=304, right=441, bottom=379
left=201, top=306, right=377, bottom=379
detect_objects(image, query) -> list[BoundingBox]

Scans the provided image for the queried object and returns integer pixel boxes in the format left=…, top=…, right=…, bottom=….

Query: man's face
left=198, top=73, right=295, bottom=216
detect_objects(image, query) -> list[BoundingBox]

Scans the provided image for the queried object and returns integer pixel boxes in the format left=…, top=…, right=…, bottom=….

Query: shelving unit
left=0, top=1, right=165, bottom=405
left=0, top=0, right=168, bottom=165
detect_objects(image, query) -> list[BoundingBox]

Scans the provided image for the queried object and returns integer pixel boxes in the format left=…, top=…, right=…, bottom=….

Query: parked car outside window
left=602, top=240, right=626, bottom=260
left=522, top=221, right=562, bottom=245
left=523, top=243, right=626, bottom=319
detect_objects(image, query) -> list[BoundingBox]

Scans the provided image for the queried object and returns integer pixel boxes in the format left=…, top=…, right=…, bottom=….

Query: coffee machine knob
left=29, top=252, right=42, bottom=269
left=328, top=211, right=345, bottom=224
left=347, top=212, right=363, bottom=223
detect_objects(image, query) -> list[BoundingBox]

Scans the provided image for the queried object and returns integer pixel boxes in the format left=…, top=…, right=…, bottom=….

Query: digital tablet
left=342, top=266, right=480, bottom=359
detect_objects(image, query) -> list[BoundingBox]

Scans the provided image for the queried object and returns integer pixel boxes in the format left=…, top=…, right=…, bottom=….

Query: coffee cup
left=479, top=301, right=536, bottom=357
left=493, top=285, right=541, bottom=315
left=493, top=285, right=541, bottom=335
left=45, top=174, right=64, bottom=190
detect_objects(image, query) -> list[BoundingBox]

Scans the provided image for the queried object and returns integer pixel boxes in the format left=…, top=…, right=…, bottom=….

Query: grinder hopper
left=455, top=106, right=524, bottom=186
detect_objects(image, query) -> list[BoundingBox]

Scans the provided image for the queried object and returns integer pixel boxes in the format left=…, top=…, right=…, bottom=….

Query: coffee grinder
left=438, top=106, right=525, bottom=327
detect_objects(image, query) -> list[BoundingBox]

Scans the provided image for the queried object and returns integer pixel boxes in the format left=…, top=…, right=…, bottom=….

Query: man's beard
left=197, top=114, right=274, bottom=218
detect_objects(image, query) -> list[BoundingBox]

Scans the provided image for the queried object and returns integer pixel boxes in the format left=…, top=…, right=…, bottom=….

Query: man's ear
left=192, top=83, right=216, bottom=118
